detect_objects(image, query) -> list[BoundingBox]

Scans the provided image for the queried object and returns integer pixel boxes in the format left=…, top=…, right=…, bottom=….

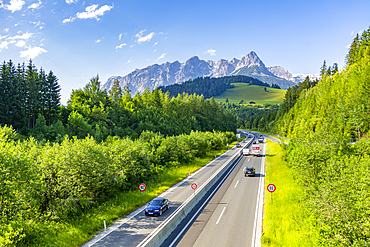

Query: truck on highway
left=252, top=144, right=261, bottom=157
left=242, top=148, right=250, bottom=156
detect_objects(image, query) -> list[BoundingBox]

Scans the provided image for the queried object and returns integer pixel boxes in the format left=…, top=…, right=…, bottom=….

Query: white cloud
left=62, top=16, right=75, bottom=23
left=206, top=49, right=216, bottom=56
left=32, top=21, right=44, bottom=29
left=119, top=34, right=122, bottom=40
left=28, top=0, right=41, bottom=9
left=154, top=42, right=158, bottom=46
left=350, top=31, right=354, bottom=36
left=2, top=0, right=25, bottom=12
left=156, top=53, right=166, bottom=61
left=5, top=28, right=9, bottom=32
left=135, top=30, right=155, bottom=44
left=127, top=58, right=133, bottom=63
left=95, top=39, right=101, bottom=43
left=15, top=40, right=26, bottom=47
left=19, top=46, right=47, bottom=59
left=76, top=4, right=113, bottom=21
left=0, top=40, right=15, bottom=51
left=115, top=43, right=127, bottom=50
left=66, top=0, right=78, bottom=4
left=7, top=32, right=32, bottom=40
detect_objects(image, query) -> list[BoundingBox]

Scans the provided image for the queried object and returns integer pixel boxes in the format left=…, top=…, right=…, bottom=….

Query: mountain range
left=102, top=51, right=319, bottom=94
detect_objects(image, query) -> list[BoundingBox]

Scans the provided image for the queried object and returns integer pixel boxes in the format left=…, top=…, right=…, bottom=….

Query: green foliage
left=158, top=75, right=269, bottom=99
left=0, top=125, right=235, bottom=245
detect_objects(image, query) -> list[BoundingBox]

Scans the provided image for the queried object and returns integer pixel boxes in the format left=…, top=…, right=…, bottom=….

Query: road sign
left=267, top=184, right=276, bottom=193
left=138, top=183, right=146, bottom=192
left=191, top=183, right=197, bottom=190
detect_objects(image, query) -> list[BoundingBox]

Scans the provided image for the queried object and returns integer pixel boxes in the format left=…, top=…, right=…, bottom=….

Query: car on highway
left=244, top=167, right=255, bottom=177
left=235, top=143, right=241, bottom=148
left=145, top=198, right=169, bottom=216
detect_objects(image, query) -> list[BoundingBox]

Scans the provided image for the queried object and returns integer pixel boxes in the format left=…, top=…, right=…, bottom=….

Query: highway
left=161, top=140, right=265, bottom=247
left=82, top=138, right=249, bottom=247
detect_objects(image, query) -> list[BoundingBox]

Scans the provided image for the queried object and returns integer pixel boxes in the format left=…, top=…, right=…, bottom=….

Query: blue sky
left=1, top=0, right=370, bottom=105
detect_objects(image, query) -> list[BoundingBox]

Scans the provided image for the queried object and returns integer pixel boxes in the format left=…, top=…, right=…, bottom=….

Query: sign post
left=267, top=184, right=276, bottom=203
left=139, top=183, right=146, bottom=201
left=191, top=183, right=197, bottom=195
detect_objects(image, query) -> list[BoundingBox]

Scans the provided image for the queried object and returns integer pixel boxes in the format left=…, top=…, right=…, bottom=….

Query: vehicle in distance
left=252, top=144, right=261, bottom=156
left=235, top=143, right=241, bottom=148
left=242, top=148, right=250, bottom=155
left=244, top=167, right=255, bottom=177
left=258, top=135, right=264, bottom=143
left=145, top=198, right=169, bottom=216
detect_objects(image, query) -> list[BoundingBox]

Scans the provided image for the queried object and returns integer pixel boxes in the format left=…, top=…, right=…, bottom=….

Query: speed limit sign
left=267, top=184, right=276, bottom=193
left=191, top=183, right=197, bottom=190
left=138, top=183, right=146, bottom=192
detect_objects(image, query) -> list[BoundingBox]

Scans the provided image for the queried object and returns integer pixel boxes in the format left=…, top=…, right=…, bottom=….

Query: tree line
left=253, top=26, right=370, bottom=245
left=158, top=75, right=276, bottom=99
left=0, top=60, right=60, bottom=132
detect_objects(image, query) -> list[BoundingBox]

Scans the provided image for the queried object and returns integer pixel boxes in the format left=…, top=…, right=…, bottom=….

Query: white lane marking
left=251, top=141, right=265, bottom=247
left=216, top=207, right=226, bottom=225
left=248, top=158, right=250, bottom=162
left=234, top=180, right=239, bottom=188
left=167, top=155, right=242, bottom=247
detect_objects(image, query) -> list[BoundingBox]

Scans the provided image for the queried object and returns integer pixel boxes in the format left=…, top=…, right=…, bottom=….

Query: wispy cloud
left=62, top=16, right=75, bottom=23
left=0, top=40, right=15, bottom=51
left=66, top=0, right=78, bottom=4
left=20, top=46, right=47, bottom=59
left=95, top=39, right=101, bottom=43
left=116, top=43, right=127, bottom=50
left=127, top=57, right=133, bottom=63
left=135, top=29, right=155, bottom=44
left=1, top=0, right=25, bottom=12
left=7, top=32, right=33, bottom=40
left=28, top=0, right=42, bottom=9
left=32, top=21, right=44, bottom=29
left=206, top=49, right=216, bottom=56
left=63, top=4, right=113, bottom=23
left=76, top=4, right=113, bottom=20
left=156, top=53, right=167, bottom=61
left=119, top=34, right=122, bottom=40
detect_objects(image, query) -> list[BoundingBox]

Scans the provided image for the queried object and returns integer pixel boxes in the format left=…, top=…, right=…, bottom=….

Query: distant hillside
left=230, top=65, right=296, bottom=89
left=157, top=75, right=271, bottom=98
left=213, top=83, right=285, bottom=105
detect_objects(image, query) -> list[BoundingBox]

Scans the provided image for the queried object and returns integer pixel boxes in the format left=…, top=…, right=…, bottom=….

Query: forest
left=157, top=75, right=276, bottom=99
left=259, top=27, right=370, bottom=245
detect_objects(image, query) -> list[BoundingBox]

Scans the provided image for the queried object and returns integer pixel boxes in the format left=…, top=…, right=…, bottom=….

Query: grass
left=37, top=146, right=234, bottom=246
left=213, top=83, right=286, bottom=104
left=262, top=140, right=317, bottom=246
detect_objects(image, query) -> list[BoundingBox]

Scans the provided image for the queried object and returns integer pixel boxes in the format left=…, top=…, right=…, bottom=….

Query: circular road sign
left=191, top=183, right=197, bottom=190
left=267, top=184, right=276, bottom=193
left=138, top=183, right=146, bottom=192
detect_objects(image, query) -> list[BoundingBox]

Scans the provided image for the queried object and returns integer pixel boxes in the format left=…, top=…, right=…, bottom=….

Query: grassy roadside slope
left=262, top=140, right=317, bottom=246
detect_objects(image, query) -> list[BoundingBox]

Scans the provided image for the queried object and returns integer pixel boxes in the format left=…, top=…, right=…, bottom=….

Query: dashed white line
left=234, top=180, right=239, bottom=188
left=216, top=207, right=226, bottom=225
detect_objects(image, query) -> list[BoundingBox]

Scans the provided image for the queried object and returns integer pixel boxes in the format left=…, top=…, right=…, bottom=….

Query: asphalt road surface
left=161, top=141, right=265, bottom=247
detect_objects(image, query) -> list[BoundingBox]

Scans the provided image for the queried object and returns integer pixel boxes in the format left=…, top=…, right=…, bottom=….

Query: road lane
left=83, top=139, right=251, bottom=247
left=163, top=141, right=265, bottom=247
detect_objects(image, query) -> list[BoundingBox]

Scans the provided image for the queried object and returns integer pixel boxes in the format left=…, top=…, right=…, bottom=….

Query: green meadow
left=213, top=83, right=286, bottom=104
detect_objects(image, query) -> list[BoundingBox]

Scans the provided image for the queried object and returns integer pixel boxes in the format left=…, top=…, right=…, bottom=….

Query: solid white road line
left=216, top=207, right=226, bottom=225
left=234, top=180, right=239, bottom=188
left=167, top=156, right=242, bottom=247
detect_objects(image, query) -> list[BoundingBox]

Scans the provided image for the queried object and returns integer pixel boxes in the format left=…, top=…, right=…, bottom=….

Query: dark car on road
left=235, top=143, right=241, bottom=148
left=244, top=167, right=255, bottom=177
left=145, top=198, right=169, bottom=216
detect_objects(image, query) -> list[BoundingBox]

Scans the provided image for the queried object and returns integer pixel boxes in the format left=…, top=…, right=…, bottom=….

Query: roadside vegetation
left=262, top=26, right=370, bottom=245
left=262, top=140, right=317, bottom=246
left=0, top=126, right=237, bottom=246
